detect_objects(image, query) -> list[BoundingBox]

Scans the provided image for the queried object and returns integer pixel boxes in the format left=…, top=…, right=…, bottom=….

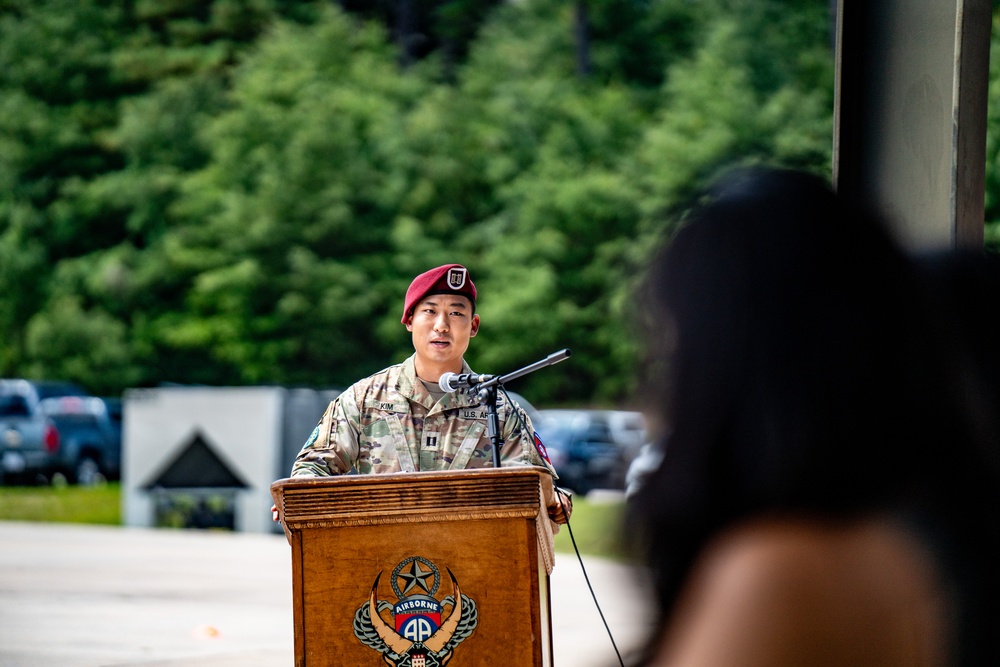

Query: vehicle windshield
left=538, top=425, right=576, bottom=449
left=0, top=394, right=31, bottom=417
left=33, top=382, right=88, bottom=400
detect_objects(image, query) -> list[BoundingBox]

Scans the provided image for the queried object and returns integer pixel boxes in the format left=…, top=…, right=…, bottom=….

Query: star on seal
left=396, top=558, right=435, bottom=596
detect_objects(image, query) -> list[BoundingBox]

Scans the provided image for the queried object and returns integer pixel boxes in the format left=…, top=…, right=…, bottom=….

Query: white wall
left=122, top=386, right=287, bottom=534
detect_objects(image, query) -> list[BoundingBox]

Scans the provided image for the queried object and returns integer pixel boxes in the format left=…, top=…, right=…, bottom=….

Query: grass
left=554, top=493, right=631, bottom=562
left=0, top=483, right=632, bottom=561
left=0, top=483, right=121, bottom=525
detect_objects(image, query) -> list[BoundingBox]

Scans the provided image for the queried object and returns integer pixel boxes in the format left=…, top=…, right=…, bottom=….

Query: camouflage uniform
left=291, top=355, right=553, bottom=476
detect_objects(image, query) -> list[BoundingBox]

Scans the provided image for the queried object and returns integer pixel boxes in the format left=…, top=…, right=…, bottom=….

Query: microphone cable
left=501, top=385, right=627, bottom=667
left=555, top=491, right=626, bottom=667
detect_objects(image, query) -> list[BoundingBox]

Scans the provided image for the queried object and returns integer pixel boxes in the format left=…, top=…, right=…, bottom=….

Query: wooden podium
left=271, top=467, right=558, bottom=666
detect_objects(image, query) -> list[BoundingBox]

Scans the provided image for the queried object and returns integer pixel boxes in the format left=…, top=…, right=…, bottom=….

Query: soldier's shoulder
left=497, top=390, right=525, bottom=412
left=497, top=391, right=533, bottom=426
left=350, top=362, right=405, bottom=393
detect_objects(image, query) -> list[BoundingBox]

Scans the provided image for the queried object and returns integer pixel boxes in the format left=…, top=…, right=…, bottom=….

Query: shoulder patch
left=533, top=431, right=551, bottom=464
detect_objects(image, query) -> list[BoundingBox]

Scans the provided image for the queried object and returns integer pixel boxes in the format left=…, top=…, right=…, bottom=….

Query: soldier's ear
left=404, top=316, right=414, bottom=332
left=470, top=314, right=480, bottom=337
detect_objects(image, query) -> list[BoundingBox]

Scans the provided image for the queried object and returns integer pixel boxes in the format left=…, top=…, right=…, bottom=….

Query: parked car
left=534, top=409, right=648, bottom=495
left=535, top=411, right=620, bottom=494
left=600, top=410, right=649, bottom=479
left=40, top=395, right=122, bottom=485
left=0, top=379, right=88, bottom=484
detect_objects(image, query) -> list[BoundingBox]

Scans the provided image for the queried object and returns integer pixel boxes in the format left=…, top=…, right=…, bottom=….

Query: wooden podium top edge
left=270, top=466, right=551, bottom=492
left=270, top=467, right=555, bottom=530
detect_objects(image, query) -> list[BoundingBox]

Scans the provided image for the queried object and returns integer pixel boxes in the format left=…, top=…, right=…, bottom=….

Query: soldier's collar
left=400, top=355, right=480, bottom=411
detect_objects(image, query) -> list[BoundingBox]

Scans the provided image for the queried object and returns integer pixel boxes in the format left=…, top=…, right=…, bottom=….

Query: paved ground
left=0, top=521, right=655, bottom=667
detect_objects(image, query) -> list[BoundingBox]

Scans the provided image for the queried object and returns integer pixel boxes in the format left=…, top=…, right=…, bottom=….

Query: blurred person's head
left=628, top=167, right=1000, bottom=658
left=917, top=249, right=1000, bottom=444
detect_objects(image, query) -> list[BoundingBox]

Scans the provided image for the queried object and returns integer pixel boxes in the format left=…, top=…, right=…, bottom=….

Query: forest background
left=2, top=0, right=999, bottom=406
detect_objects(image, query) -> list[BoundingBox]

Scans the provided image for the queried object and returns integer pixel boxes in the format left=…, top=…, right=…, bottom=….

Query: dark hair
left=917, top=249, right=1000, bottom=446
left=628, top=167, right=1000, bottom=663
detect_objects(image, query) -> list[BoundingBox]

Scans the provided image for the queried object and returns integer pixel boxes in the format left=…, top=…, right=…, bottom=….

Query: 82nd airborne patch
left=353, top=556, right=478, bottom=666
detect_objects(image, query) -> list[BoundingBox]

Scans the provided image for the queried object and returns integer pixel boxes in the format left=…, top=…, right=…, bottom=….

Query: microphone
left=438, top=372, right=496, bottom=393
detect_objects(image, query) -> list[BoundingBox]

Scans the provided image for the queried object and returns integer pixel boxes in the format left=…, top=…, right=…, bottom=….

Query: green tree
left=0, top=1, right=131, bottom=377
left=24, top=296, right=140, bottom=395
left=159, top=7, right=426, bottom=386
left=0, top=0, right=321, bottom=388
left=982, top=7, right=1000, bottom=252
left=0, top=0, right=839, bottom=404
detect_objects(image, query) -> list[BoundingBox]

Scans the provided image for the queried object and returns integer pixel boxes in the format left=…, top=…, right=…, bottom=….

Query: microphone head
left=438, top=372, right=458, bottom=393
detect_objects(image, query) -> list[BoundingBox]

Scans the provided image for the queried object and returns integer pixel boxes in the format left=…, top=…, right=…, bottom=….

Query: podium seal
left=354, top=556, right=478, bottom=666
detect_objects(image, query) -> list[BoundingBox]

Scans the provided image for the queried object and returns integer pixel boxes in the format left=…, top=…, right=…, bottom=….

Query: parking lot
left=0, top=521, right=654, bottom=667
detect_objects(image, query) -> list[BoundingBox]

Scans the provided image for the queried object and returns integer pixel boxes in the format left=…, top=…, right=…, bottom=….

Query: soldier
left=281, top=263, right=571, bottom=523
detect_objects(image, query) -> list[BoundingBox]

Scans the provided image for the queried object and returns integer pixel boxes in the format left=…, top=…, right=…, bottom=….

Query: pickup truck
left=40, top=395, right=122, bottom=485
left=0, top=379, right=89, bottom=484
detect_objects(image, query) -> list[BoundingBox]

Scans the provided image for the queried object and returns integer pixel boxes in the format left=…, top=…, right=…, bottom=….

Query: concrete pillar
left=833, top=0, right=992, bottom=250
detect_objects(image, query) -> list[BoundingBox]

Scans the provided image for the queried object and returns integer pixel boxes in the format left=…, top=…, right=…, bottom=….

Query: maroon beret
left=402, top=264, right=477, bottom=324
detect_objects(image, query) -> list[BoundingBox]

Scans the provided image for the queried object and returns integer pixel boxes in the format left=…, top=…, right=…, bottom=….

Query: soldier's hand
left=271, top=504, right=279, bottom=522
left=547, top=488, right=573, bottom=525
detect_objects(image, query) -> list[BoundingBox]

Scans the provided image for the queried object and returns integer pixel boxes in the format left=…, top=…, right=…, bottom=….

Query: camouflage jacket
left=291, top=355, right=554, bottom=477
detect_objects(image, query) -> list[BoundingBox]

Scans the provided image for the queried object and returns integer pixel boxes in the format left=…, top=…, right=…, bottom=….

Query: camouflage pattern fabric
left=291, top=355, right=555, bottom=477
